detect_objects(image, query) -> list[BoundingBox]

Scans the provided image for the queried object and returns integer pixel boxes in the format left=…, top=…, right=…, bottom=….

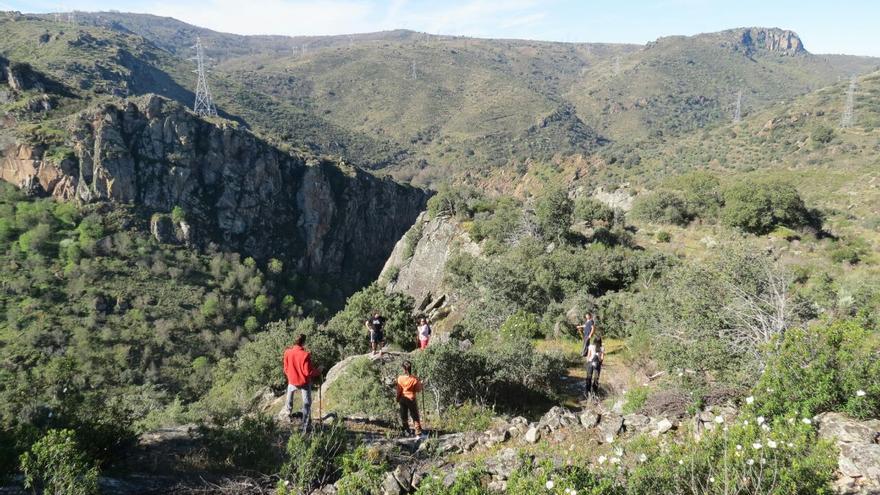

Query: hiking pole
left=318, top=372, right=323, bottom=426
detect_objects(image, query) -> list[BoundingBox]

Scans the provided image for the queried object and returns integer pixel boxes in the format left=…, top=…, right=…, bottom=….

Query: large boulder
left=817, top=412, right=880, bottom=494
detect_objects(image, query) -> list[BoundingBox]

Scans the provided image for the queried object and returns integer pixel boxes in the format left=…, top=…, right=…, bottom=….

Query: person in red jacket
left=282, top=333, right=322, bottom=433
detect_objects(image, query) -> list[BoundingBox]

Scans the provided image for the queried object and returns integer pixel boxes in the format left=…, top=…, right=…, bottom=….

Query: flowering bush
left=753, top=320, right=880, bottom=419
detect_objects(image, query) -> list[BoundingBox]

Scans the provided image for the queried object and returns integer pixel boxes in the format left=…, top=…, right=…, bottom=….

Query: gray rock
left=485, top=448, right=525, bottom=480
left=817, top=412, right=880, bottom=494
left=579, top=411, right=600, bottom=429
left=598, top=413, right=623, bottom=442
left=623, top=414, right=650, bottom=430
left=524, top=427, right=541, bottom=444
left=382, top=472, right=405, bottom=495
left=653, top=418, right=674, bottom=436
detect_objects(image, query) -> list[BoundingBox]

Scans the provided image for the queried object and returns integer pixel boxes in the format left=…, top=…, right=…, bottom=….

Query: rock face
left=379, top=212, right=480, bottom=317
left=817, top=412, right=880, bottom=494
left=738, top=28, right=806, bottom=56
left=0, top=94, right=427, bottom=296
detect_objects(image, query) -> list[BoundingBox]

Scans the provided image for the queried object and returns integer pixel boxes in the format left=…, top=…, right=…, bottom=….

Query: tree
left=721, top=179, right=813, bottom=234
left=574, top=196, right=615, bottom=227
left=630, top=190, right=690, bottom=226
left=326, top=284, right=415, bottom=354
left=535, top=186, right=573, bottom=242
left=20, top=429, right=100, bottom=495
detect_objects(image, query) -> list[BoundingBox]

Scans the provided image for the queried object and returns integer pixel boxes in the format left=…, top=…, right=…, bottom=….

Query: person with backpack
left=365, top=311, right=386, bottom=356
left=585, top=336, right=605, bottom=397
left=282, top=333, right=322, bottom=433
left=417, top=317, right=432, bottom=350
left=396, top=361, right=423, bottom=436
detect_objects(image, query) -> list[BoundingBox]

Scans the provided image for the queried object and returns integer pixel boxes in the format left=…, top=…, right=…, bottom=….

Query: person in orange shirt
left=395, top=361, right=423, bottom=436
left=282, top=333, right=322, bottom=433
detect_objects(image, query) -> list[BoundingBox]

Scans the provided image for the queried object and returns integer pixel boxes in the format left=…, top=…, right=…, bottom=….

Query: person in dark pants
left=365, top=311, right=386, bottom=356
left=585, top=337, right=605, bottom=397
left=396, top=361, right=423, bottom=436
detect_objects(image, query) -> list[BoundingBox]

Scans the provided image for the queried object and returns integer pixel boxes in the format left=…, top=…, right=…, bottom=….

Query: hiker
left=585, top=336, right=605, bottom=397
left=282, top=333, right=322, bottom=433
left=365, top=311, right=386, bottom=356
left=577, top=311, right=596, bottom=349
left=396, top=361, right=423, bottom=436
left=417, top=317, right=432, bottom=350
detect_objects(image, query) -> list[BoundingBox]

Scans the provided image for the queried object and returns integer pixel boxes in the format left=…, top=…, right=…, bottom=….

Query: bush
left=470, top=197, right=522, bottom=244
left=171, top=205, right=186, bottom=223
left=630, top=190, right=690, bottom=226
left=721, top=179, right=814, bottom=234
left=276, top=423, right=348, bottom=495
left=326, top=283, right=415, bottom=354
left=626, top=412, right=836, bottom=495
left=622, top=386, right=649, bottom=414
left=535, top=186, right=574, bottom=242
left=753, top=320, right=880, bottom=419
left=426, top=186, right=488, bottom=220
left=499, top=310, right=542, bottom=339
left=326, top=357, right=400, bottom=421
left=664, top=171, right=723, bottom=220
left=198, top=414, right=282, bottom=473
left=574, top=197, right=615, bottom=227
left=655, top=230, right=671, bottom=243
left=811, top=125, right=835, bottom=144
left=335, top=445, right=388, bottom=495
left=20, top=429, right=100, bottom=495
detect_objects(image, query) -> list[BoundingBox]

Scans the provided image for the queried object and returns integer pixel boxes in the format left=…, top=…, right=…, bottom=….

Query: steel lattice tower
left=733, top=90, right=742, bottom=124
left=191, top=37, right=217, bottom=117
left=840, top=75, right=856, bottom=128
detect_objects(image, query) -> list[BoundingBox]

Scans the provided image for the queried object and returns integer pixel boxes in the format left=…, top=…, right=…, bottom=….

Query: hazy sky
left=9, top=0, right=880, bottom=56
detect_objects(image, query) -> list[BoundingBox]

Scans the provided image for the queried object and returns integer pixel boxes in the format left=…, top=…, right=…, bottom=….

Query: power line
left=840, top=75, right=856, bottom=128
left=191, top=37, right=217, bottom=117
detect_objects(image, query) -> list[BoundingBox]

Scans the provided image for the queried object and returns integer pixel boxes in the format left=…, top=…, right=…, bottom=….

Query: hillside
left=22, top=12, right=880, bottom=187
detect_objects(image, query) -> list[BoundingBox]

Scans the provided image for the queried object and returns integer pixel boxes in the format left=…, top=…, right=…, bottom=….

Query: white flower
left=571, top=491, right=577, bottom=495
left=761, top=424, right=770, bottom=431
left=767, top=440, right=778, bottom=449
left=284, top=480, right=290, bottom=486
left=787, top=418, right=795, bottom=424
left=714, top=415, right=724, bottom=424
left=752, top=442, right=762, bottom=450
left=564, top=489, right=571, bottom=495
left=598, top=455, right=607, bottom=465
left=723, top=426, right=729, bottom=432
left=746, top=396, right=755, bottom=405
left=709, top=477, right=715, bottom=483
left=736, top=444, right=742, bottom=451
left=546, top=480, right=555, bottom=490
left=766, top=388, right=774, bottom=393
left=639, top=453, right=648, bottom=463
left=857, top=390, right=867, bottom=397
left=788, top=442, right=794, bottom=448
left=760, top=457, right=766, bottom=465
left=743, top=420, right=749, bottom=425
left=610, top=457, right=620, bottom=465
left=678, top=460, right=684, bottom=465
left=802, top=418, right=812, bottom=425
left=757, top=416, right=765, bottom=425
left=678, top=372, right=684, bottom=377
left=605, top=434, right=614, bottom=444
left=747, top=459, right=755, bottom=466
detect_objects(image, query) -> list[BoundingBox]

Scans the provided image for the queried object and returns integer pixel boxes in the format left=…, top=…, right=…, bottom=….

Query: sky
left=7, top=0, right=880, bottom=57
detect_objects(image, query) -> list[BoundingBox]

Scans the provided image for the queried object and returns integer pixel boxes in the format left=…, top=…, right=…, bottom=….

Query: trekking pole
left=318, top=372, right=323, bottom=425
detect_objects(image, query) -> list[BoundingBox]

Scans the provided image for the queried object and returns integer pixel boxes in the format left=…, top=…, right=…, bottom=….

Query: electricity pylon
left=191, top=37, right=217, bottom=117
left=733, top=90, right=742, bottom=124
left=840, top=75, right=856, bottom=128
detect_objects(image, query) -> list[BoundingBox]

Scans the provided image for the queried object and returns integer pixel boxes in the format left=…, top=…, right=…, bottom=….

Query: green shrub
left=630, top=190, right=690, bottom=226
left=829, top=237, right=871, bottom=265
left=499, top=310, right=542, bottom=340
left=20, top=429, right=100, bottom=495
left=198, top=414, right=282, bottom=473
left=276, top=423, right=348, bottom=495
left=170, top=205, right=186, bottom=223
left=402, top=220, right=424, bottom=259
left=17, top=223, right=52, bottom=254
left=663, top=171, right=723, bottom=220
left=426, top=186, right=488, bottom=219
left=626, top=412, right=836, bottom=495
left=811, top=125, right=835, bottom=144
left=335, top=445, right=388, bottom=495
left=326, top=356, right=400, bottom=421
left=470, top=197, right=522, bottom=244
left=622, top=386, right=650, bottom=414
left=326, top=283, right=415, bottom=354
left=655, top=230, right=671, bottom=243
left=574, top=197, right=615, bottom=227
left=535, top=186, right=574, bottom=242
left=754, top=320, right=880, bottom=419
left=721, top=179, right=814, bottom=234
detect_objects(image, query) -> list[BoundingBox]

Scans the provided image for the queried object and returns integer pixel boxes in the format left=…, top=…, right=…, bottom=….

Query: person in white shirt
left=417, top=317, right=432, bottom=350
left=585, top=337, right=605, bottom=397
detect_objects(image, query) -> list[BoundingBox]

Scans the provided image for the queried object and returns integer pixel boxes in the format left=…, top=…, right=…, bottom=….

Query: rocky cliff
left=379, top=212, right=480, bottom=325
left=0, top=94, right=428, bottom=298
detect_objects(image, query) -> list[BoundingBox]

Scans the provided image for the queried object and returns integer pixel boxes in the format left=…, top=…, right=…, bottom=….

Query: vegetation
left=19, top=429, right=100, bottom=495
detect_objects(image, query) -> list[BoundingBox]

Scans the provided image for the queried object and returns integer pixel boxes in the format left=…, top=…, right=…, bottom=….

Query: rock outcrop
left=379, top=212, right=480, bottom=320
left=739, top=28, right=805, bottom=56
left=0, top=94, right=428, bottom=296
left=817, top=412, right=880, bottom=494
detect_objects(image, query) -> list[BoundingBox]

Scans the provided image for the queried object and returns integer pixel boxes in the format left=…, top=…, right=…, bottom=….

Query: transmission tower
left=191, top=37, right=217, bottom=117
left=411, top=61, right=417, bottom=80
left=733, top=90, right=742, bottom=124
left=67, top=10, right=76, bottom=26
left=840, top=75, right=856, bottom=128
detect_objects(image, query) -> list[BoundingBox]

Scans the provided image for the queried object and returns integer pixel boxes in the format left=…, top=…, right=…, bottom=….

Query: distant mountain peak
left=732, top=27, right=806, bottom=56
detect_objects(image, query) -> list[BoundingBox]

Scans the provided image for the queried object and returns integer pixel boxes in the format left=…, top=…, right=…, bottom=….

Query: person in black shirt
left=577, top=312, right=596, bottom=357
left=365, top=311, right=386, bottom=356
